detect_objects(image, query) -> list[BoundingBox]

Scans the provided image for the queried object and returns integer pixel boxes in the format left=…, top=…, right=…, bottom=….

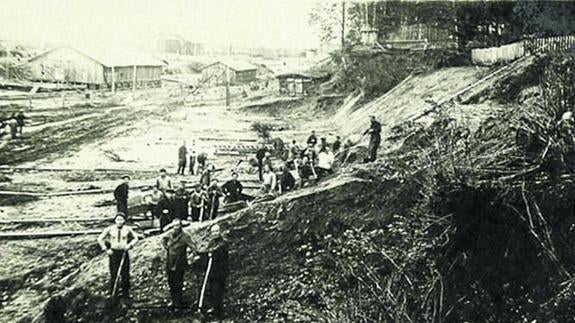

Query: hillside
left=4, top=52, right=575, bottom=323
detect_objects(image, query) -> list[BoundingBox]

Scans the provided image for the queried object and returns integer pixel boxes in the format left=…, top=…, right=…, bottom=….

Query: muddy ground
left=0, top=81, right=339, bottom=322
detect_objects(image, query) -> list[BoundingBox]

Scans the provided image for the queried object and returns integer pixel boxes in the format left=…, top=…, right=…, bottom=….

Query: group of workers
left=0, top=110, right=26, bottom=139
left=98, top=213, right=228, bottom=318
left=253, top=115, right=382, bottom=194
left=102, top=115, right=383, bottom=318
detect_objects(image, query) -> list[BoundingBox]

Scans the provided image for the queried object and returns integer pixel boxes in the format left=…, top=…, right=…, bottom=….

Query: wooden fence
left=472, top=35, right=575, bottom=65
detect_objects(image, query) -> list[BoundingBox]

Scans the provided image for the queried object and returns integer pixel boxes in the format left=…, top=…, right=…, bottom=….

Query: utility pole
left=341, top=1, right=346, bottom=49
left=111, top=66, right=116, bottom=93
left=225, top=44, right=231, bottom=107
left=132, top=65, right=137, bottom=93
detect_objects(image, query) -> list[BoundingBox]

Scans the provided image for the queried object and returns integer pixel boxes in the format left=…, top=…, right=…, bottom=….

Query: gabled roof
left=29, top=45, right=166, bottom=67
left=202, top=59, right=257, bottom=72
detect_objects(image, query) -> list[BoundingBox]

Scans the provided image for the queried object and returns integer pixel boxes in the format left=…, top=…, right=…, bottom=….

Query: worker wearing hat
left=113, top=175, right=131, bottom=217
left=97, top=212, right=139, bottom=298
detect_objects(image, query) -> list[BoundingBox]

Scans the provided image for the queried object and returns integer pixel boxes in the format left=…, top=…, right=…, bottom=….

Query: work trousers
left=257, top=160, right=263, bottom=181
left=109, top=250, right=130, bottom=296
left=177, top=159, right=187, bottom=175
left=191, top=206, right=201, bottom=222
left=197, top=273, right=226, bottom=315
left=167, top=268, right=185, bottom=305
left=116, top=201, right=128, bottom=217
left=189, top=157, right=195, bottom=175
left=368, top=137, right=381, bottom=162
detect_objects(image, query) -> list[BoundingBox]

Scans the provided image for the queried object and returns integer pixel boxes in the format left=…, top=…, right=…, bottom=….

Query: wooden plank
left=0, top=217, right=113, bottom=225
left=0, top=229, right=102, bottom=240
left=0, top=215, right=150, bottom=225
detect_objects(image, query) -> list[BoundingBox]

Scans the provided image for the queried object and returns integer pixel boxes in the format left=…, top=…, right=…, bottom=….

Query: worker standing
left=7, top=116, right=17, bottom=139
left=222, top=172, right=243, bottom=203
left=174, top=181, right=190, bottom=220
left=189, top=150, right=197, bottom=175
left=255, top=144, right=266, bottom=181
left=162, top=219, right=196, bottom=308
left=332, top=136, right=342, bottom=153
left=156, top=168, right=173, bottom=193
left=364, top=115, right=382, bottom=162
left=206, top=180, right=223, bottom=220
left=261, top=164, right=277, bottom=194
left=113, top=175, right=130, bottom=217
left=317, top=147, right=335, bottom=178
left=177, top=141, right=187, bottom=176
left=307, top=130, right=317, bottom=147
left=97, top=213, right=139, bottom=298
left=15, top=110, right=26, bottom=135
left=194, top=224, right=229, bottom=320
left=189, top=185, right=204, bottom=222
left=157, top=189, right=176, bottom=231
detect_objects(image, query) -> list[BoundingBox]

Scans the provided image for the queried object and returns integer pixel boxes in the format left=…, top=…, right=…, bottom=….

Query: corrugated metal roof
left=202, top=59, right=257, bottom=72
left=29, top=45, right=166, bottom=67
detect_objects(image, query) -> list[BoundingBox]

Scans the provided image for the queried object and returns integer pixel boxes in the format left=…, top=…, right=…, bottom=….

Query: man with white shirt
left=317, top=147, right=335, bottom=179
left=97, top=213, right=139, bottom=298
left=156, top=168, right=173, bottom=193
left=261, top=164, right=277, bottom=194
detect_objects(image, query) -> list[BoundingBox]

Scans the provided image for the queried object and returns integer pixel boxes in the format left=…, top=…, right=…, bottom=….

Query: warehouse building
left=27, top=46, right=165, bottom=90
left=201, top=60, right=257, bottom=85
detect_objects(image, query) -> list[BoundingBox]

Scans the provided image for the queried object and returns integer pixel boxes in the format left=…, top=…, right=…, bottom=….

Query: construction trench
left=2, top=50, right=575, bottom=322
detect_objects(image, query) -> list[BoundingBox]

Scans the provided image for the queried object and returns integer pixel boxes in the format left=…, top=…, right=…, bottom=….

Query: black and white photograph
left=1, top=0, right=575, bottom=322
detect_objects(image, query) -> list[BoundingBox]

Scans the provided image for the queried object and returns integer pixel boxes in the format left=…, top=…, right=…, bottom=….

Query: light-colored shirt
left=98, top=225, right=138, bottom=251
left=156, top=176, right=173, bottom=191
left=318, top=151, right=335, bottom=170
left=262, top=171, right=277, bottom=191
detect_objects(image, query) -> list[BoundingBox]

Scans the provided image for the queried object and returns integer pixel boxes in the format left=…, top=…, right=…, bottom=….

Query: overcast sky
left=0, top=0, right=320, bottom=49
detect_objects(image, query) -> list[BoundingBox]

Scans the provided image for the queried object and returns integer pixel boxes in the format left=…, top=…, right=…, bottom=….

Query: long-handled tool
left=198, top=253, right=214, bottom=313
left=199, top=199, right=205, bottom=222
left=310, top=161, right=318, bottom=180
left=112, top=251, right=127, bottom=297
left=209, top=192, right=217, bottom=220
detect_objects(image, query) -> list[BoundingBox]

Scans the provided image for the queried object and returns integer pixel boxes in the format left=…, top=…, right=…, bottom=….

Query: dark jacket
left=162, top=229, right=195, bottom=271
left=222, top=180, right=243, bottom=202
left=365, top=120, right=382, bottom=141
left=178, top=146, right=187, bottom=161
left=114, top=183, right=129, bottom=203
left=256, top=148, right=266, bottom=162
left=307, top=134, right=317, bottom=146
left=280, top=170, right=295, bottom=192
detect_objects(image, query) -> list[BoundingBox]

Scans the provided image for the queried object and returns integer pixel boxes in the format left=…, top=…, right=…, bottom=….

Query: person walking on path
left=113, top=175, right=130, bottom=217
left=97, top=213, right=139, bottom=298
left=162, top=219, right=197, bottom=308
left=364, top=115, right=382, bottom=162
left=177, top=142, right=187, bottom=175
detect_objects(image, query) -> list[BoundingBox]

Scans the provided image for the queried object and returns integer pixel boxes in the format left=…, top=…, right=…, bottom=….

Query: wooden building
left=276, top=72, right=330, bottom=97
left=201, top=60, right=257, bottom=85
left=27, top=46, right=165, bottom=89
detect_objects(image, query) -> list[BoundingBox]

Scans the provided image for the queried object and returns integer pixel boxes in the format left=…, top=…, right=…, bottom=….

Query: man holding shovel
left=194, top=224, right=229, bottom=320
left=97, top=213, right=139, bottom=298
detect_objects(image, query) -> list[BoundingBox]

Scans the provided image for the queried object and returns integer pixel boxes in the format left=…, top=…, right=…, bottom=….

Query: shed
left=201, top=60, right=257, bottom=85
left=27, top=46, right=165, bottom=89
left=275, top=72, right=330, bottom=97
